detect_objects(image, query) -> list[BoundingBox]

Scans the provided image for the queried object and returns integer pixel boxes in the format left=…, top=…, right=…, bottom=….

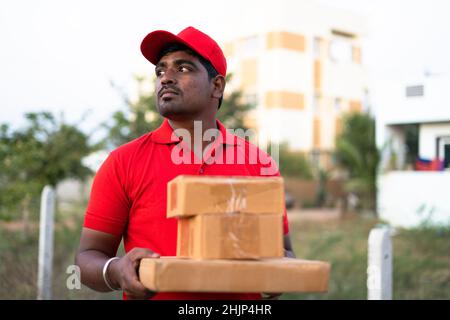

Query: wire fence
left=0, top=195, right=121, bottom=300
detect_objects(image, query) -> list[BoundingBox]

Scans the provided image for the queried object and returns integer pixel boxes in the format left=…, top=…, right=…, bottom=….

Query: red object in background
left=415, top=157, right=444, bottom=171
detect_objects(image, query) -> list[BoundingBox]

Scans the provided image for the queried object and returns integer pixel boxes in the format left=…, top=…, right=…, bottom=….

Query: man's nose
left=160, top=69, right=177, bottom=85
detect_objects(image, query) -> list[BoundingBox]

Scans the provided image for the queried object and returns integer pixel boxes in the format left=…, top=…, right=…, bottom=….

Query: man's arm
left=75, top=227, right=159, bottom=299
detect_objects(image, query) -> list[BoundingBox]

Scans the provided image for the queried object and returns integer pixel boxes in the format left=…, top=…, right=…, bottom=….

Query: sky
left=1, top=0, right=449, bottom=136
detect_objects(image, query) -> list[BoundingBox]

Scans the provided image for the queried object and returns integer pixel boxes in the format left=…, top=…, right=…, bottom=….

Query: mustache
left=158, top=85, right=181, bottom=97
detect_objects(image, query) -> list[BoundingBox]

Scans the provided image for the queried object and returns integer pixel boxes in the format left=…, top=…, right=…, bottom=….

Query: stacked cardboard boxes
left=169, top=175, right=285, bottom=260
left=139, top=175, right=330, bottom=293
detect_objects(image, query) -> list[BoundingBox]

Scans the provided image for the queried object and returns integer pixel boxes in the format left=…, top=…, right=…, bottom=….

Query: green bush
left=275, top=143, right=313, bottom=179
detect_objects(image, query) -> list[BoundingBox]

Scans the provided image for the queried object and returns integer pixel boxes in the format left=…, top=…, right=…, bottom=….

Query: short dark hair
left=157, top=43, right=223, bottom=109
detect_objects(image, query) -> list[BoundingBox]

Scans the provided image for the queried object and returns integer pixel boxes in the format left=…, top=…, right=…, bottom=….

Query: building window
left=242, top=35, right=259, bottom=57
left=244, top=94, right=258, bottom=106
left=363, top=89, right=370, bottom=112
left=445, top=144, right=450, bottom=169
left=313, top=37, right=321, bottom=59
left=310, top=150, right=321, bottom=167
left=406, top=85, right=424, bottom=97
left=334, top=98, right=342, bottom=112
left=329, top=38, right=352, bottom=63
left=313, top=94, right=320, bottom=115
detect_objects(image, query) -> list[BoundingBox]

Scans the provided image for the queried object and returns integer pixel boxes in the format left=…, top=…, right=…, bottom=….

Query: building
left=376, top=73, right=450, bottom=228
left=221, top=0, right=367, bottom=169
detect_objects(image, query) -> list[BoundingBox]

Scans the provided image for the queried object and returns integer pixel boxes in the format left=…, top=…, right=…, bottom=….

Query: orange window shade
left=352, top=46, right=361, bottom=64
left=335, top=117, right=342, bottom=136
left=314, top=60, right=321, bottom=91
left=241, top=59, right=258, bottom=88
left=266, top=31, right=305, bottom=52
left=349, top=100, right=362, bottom=112
left=265, top=91, right=305, bottom=110
left=313, top=117, right=321, bottom=148
left=223, top=42, right=234, bottom=57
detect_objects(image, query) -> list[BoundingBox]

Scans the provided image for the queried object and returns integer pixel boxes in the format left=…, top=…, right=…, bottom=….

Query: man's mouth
left=159, top=88, right=180, bottom=99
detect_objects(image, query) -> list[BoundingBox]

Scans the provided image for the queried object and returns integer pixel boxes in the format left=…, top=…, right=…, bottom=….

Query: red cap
left=140, top=26, right=227, bottom=77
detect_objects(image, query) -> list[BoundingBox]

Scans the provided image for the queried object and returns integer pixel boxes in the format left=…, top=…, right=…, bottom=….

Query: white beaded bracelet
left=102, top=257, right=121, bottom=291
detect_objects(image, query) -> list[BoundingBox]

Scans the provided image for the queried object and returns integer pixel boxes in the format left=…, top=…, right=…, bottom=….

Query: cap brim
left=140, top=30, right=194, bottom=65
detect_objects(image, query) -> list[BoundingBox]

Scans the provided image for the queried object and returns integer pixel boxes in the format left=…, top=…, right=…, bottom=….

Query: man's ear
left=211, top=75, right=226, bottom=99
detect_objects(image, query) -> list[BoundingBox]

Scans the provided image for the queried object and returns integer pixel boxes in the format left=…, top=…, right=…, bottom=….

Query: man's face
left=154, top=50, right=214, bottom=120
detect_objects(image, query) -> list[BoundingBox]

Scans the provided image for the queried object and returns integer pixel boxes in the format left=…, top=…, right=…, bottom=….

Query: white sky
left=1, top=0, right=449, bottom=134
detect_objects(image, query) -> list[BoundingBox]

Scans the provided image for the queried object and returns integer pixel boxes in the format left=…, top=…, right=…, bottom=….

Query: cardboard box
left=177, top=213, right=283, bottom=260
left=139, top=257, right=330, bottom=293
left=167, top=175, right=284, bottom=218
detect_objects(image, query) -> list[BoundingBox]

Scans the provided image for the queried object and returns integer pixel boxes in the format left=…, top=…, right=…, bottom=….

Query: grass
left=0, top=201, right=123, bottom=300
left=283, top=215, right=450, bottom=300
left=1, top=203, right=449, bottom=299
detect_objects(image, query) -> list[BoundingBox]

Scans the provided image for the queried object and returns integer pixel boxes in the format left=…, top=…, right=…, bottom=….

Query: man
left=75, top=26, right=295, bottom=300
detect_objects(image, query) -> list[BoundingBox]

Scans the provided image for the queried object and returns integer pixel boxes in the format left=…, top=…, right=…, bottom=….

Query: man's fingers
left=129, top=248, right=153, bottom=259
left=129, top=248, right=160, bottom=261
left=125, top=292, right=147, bottom=300
left=117, top=247, right=160, bottom=299
left=124, top=274, right=154, bottom=299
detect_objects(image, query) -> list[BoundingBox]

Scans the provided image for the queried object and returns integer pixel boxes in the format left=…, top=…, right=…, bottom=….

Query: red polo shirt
left=84, top=118, right=290, bottom=300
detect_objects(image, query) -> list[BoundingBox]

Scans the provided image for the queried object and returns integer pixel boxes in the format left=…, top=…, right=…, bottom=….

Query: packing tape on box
left=177, top=213, right=263, bottom=260
left=220, top=212, right=260, bottom=259
left=208, top=179, right=247, bottom=214
left=168, top=176, right=284, bottom=217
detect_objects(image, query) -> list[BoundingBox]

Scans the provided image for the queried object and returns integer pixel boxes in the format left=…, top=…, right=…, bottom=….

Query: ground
left=1, top=206, right=449, bottom=299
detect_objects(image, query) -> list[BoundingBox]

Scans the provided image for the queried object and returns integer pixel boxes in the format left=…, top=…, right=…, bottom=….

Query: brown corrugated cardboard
left=167, top=175, right=284, bottom=218
left=177, top=213, right=283, bottom=260
left=139, top=257, right=330, bottom=293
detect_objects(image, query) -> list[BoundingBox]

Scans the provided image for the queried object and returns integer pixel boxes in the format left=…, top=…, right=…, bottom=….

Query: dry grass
left=1, top=204, right=449, bottom=300
left=283, top=213, right=450, bottom=300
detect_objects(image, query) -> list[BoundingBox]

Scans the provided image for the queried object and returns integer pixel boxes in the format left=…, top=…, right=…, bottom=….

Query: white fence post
left=367, top=227, right=393, bottom=300
left=37, top=185, right=55, bottom=300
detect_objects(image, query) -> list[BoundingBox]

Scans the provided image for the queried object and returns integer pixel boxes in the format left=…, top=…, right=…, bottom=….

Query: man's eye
left=179, top=66, right=190, bottom=72
left=156, top=69, right=165, bottom=76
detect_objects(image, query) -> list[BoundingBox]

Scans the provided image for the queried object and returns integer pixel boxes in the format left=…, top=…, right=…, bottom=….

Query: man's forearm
left=75, top=250, right=117, bottom=292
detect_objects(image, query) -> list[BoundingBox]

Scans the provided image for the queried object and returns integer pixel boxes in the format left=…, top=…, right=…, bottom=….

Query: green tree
left=268, top=142, right=313, bottom=180
left=103, top=73, right=255, bottom=149
left=103, top=76, right=163, bottom=149
left=280, top=146, right=314, bottom=180
left=217, top=74, right=255, bottom=130
left=0, top=112, right=96, bottom=226
left=334, top=112, right=379, bottom=214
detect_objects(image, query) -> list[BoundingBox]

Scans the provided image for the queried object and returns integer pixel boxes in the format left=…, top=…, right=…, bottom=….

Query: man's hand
left=108, top=248, right=160, bottom=300
left=262, top=234, right=296, bottom=300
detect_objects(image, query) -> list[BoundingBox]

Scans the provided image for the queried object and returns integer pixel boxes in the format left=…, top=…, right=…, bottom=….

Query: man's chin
left=157, top=104, right=188, bottom=120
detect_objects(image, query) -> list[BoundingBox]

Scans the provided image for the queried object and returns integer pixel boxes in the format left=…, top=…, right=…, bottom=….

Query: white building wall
left=320, top=105, right=336, bottom=150
left=259, top=50, right=311, bottom=93
left=258, top=109, right=312, bottom=151
left=378, top=172, right=450, bottom=228
left=374, top=75, right=450, bottom=131
left=324, top=61, right=366, bottom=99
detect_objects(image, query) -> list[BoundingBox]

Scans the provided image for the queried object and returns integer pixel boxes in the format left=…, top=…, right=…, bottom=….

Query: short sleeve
left=83, top=151, right=130, bottom=237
